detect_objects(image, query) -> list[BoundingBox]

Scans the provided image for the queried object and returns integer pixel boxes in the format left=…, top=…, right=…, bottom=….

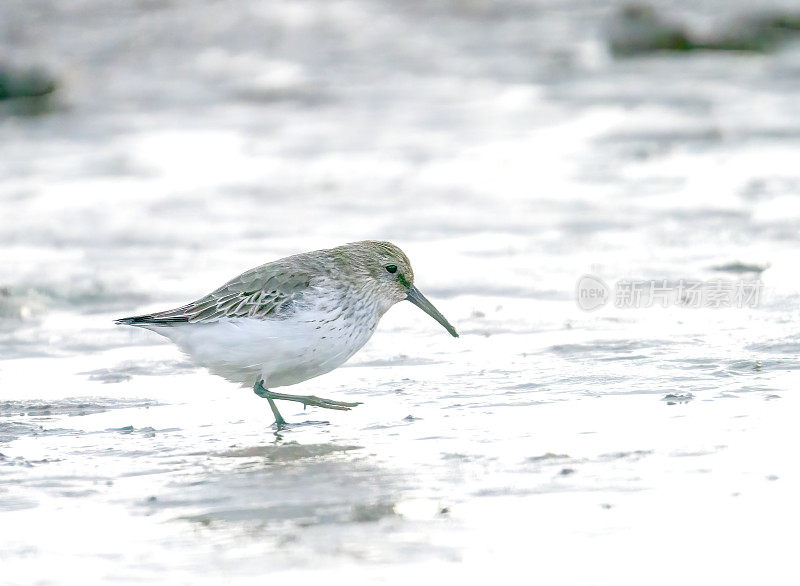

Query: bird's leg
left=266, top=398, right=287, bottom=426
left=253, top=380, right=361, bottom=423
left=254, top=381, right=287, bottom=426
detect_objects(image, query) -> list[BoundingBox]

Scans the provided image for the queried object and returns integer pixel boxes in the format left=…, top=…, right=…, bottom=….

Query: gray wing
left=116, top=263, right=313, bottom=326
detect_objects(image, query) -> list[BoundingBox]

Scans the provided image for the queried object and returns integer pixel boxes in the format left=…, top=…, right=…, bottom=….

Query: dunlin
left=116, top=241, right=458, bottom=425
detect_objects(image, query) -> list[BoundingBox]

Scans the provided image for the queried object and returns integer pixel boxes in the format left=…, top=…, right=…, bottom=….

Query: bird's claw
left=301, top=395, right=362, bottom=411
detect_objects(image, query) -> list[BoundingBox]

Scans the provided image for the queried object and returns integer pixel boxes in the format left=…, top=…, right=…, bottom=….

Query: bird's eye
left=385, top=265, right=398, bottom=274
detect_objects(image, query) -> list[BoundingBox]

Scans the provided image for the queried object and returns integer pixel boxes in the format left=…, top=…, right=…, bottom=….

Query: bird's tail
left=114, top=314, right=188, bottom=326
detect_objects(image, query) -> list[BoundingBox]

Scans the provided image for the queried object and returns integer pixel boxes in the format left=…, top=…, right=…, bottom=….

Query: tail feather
left=115, top=314, right=188, bottom=326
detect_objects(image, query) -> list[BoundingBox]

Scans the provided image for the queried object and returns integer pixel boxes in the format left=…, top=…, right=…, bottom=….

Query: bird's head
left=336, top=240, right=459, bottom=337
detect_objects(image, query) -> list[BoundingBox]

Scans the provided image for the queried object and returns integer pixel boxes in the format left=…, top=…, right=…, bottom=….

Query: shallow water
left=2, top=0, right=800, bottom=584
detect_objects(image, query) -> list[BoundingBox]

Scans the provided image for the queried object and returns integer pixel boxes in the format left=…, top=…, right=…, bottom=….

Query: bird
left=115, top=241, right=458, bottom=426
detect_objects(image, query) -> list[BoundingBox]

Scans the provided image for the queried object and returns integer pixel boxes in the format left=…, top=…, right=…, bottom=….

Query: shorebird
left=116, top=241, right=458, bottom=425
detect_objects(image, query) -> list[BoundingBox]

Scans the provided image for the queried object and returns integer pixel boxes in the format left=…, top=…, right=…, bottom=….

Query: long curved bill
left=406, top=285, right=459, bottom=337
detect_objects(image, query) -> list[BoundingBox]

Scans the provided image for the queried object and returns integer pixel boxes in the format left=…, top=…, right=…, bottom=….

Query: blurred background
left=1, top=1, right=799, bottom=584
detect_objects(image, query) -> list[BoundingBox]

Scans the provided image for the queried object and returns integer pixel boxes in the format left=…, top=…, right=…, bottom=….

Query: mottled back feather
left=116, top=262, right=314, bottom=326
left=115, top=240, right=412, bottom=327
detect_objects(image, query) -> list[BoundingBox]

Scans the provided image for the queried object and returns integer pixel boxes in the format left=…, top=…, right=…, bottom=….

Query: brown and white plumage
left=116, top=241, right=457, bottom=398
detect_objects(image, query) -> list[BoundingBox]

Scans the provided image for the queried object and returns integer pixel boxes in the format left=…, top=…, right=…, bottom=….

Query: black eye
left=385, top=265, right=398, bottom=274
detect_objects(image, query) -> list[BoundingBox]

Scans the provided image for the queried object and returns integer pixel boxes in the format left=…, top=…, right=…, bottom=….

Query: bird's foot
left=297, top=395, right=362, bottom=411
left=253, top=380, right=361, bottom=423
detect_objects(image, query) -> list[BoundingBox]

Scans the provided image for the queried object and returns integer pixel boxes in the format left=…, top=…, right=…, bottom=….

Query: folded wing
left=115, top=263, right=312, bottom=326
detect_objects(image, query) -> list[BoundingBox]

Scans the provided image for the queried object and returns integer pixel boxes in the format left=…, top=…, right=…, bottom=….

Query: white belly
left=146, top=314, right=378, bottom=388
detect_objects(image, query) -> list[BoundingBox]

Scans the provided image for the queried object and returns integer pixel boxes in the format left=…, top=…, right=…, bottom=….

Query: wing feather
left=115, top=262, right=314, bottom=326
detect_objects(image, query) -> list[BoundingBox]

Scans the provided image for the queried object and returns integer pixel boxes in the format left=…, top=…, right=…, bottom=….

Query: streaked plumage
left=116, top=241, right=458, bottom=424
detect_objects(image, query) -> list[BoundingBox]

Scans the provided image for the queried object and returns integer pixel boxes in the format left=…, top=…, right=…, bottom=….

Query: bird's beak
left=406, top=285, right=459, bottom=337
